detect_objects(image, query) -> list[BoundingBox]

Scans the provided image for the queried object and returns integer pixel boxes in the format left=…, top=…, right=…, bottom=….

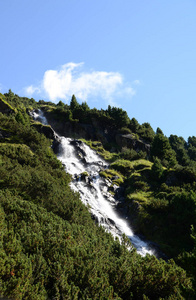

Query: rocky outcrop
left=31, top=123, right=55, bottom=139
left=44, top=111, right=151, bottom=155
left=44, top=112, right=112, bottom=143
left=116, top=134, right=151, bottom=155
left=31, top=123, right=61, bottom=154
left=0, top=98, right=15, bottom=115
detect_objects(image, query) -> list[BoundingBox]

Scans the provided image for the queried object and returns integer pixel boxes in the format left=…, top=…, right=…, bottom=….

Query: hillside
left=0, top=90, right=196, bottom=299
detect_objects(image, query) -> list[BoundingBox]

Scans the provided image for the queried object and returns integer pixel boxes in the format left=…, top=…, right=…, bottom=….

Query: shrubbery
left=1, top=91, right=196, bottom=299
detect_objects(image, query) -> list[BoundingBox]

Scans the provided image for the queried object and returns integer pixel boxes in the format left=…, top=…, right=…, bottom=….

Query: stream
left=32, top=110, right=155, bottom=257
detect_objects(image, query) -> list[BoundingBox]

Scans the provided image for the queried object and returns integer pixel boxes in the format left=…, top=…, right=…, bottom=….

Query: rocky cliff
left=43, top=110, right=151, bottom=155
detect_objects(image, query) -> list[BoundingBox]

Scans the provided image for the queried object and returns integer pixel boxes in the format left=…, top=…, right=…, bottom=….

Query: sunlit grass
left=126, top=191, right=152, bottom=205
left=0, top=96, right=16, bottom=112
left=99, top=168, right=124, bottom=186
left=80, top=139, right=118, bottom=161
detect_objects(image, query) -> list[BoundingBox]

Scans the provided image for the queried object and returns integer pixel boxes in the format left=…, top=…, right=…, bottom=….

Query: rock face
left=115, top=134, right=151, bottom=156
left=31, top=123, right=55, bottom=139
left=44, top=111, right=151, bottom=155
left=44, top=112, right=114, bottom=144
left=31, top=123, right=61, bottom=154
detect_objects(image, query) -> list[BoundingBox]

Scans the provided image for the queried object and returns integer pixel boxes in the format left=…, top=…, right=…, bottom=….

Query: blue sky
left=1, top=0, right=196, bottom=140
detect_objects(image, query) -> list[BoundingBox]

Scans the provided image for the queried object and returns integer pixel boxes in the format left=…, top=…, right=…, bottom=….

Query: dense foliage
left=0, top=91, right=196, bottom=299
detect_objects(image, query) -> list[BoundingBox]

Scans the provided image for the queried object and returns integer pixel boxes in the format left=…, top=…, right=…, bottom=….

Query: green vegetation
left=1, top=91, right=196, bottom=298
left=0, top=94, right=16, bottom=113
left=99, top=168, right=124, bottom=186
left=80, top=139, right=118, bottom=161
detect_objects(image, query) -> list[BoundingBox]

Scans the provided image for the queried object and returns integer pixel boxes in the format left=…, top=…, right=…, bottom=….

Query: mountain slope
left=0, top=91, right=194, bottom=299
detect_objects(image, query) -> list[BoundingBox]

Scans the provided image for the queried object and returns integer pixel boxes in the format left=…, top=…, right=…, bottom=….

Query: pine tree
left=70, top=95, right=79, bottom=111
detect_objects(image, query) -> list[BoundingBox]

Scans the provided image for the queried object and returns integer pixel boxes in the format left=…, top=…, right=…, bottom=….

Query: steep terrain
left=0, top=90, right=196, bottom=299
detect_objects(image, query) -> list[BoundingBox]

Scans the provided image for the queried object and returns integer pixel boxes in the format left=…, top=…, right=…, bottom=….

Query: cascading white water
left=58, top=137, right=154, bottom=256
left=32, top=110, right=154, bottom=256
left=30, top=110, right=48, bottom=125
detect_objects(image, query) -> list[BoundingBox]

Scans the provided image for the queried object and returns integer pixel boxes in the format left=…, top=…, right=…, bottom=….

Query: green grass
left=99, top=168, right=124, bottom=186
left=40, top=105, right=56, bottom=112
left=126, top=191, right=152, bottom=205
left=0, top=96, right=16, bottom=112
left=80, top=139, right=118, bottom=161
left=111, top=158, right=153, bottom=177
left=128, top=159, right=153, bottom=170
left=110, top=159, right=134, bottom=175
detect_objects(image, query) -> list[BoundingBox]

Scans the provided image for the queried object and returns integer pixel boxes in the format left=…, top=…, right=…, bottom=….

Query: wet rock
left=108, top=218, right=115, bottom=226
left=91, top=214, right=99, bottom=224
left=145, top=241, right=168, bottom=260
left=115, top=186, right=125, bottom=197
left=52, top=138, right=61, bottom=154
left=70, top=140, right=85, bottom=153
left=88, top=161, right=105, bottom=168
left=70, top=140, right=82, bottom=146
left=88, top=176, right=93, bottom=184
left=112, top=184, right=119, bottom=192
left=81, top=157, right=87, bottom=164
left=74, top=174, right=80, bottom=181
left=80, top=172, right=89, bottom=182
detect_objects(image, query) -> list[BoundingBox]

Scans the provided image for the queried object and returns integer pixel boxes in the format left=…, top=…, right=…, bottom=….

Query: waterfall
left=30, top=110, right=48, bottom=125
left=32, top=110, right=154, bottom=256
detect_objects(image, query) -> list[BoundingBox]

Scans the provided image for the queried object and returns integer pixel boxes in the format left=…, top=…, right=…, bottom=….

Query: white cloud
left=25, top=85, right=41, bottom=95
left=24, top=62, right=136, bottom=104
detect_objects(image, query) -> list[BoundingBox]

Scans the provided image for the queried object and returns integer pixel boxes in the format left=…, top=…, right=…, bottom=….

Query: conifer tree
left=70, top=95, right=79, bottom=111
